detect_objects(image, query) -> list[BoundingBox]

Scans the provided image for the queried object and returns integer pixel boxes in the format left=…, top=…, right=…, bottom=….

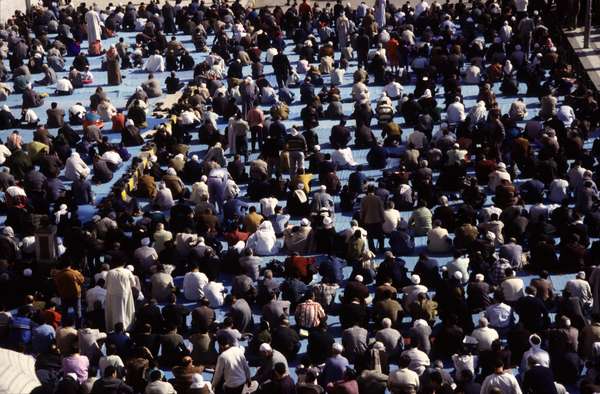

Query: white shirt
left=101, top=151, right=123, bottom=167
left=565, top=278, right=593, bottom=305
left=143, top=54, right=165, bottom=73
left=383, top=208, right=401, bottom=234
left=205, top=281, right=225, bottom=307
left=471, top=326, right=499, bottom=351
left=0, top=144, right=11, bottom=164
left=183, top=271, right=209, bottom=301
left=330, top=68, right=345, bottom=86
left=180, top=110, right=200, bottom=125
left=56, top=78, right=73, bottom=92
left=414, top=0, right=429, bottom=16
left=86, top=285, right=107, bottom=312
left=260, top=197, right=278, bottom=217
left=521, top=346, right=550, bottom=372
left=446, top=257, right=470, bottom=284
left=481, top=371, right=523, bottom=394
left=69, top=104, right=86, bottom=117
left=514, top=0, right=528, bottom=11
left=400, top=347, right=430, bottom=375
left=501, top=277, right=525, bottom=302
left=383, top=81, right=403, bottom=99
left=212, top=346, right=251, bottom=388
left=24, top=109, right=38, bottom=124
left=548, top=179, right=570, bottom=203
left=446, top=101, right=466, bottom=123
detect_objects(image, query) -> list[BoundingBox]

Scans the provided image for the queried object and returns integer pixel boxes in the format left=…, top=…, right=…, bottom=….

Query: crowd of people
left=0, top=0, right=600, bottom=393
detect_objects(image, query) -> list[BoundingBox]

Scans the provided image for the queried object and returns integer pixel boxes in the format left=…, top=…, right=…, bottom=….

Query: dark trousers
left=365, top=222, right=385, bottom=251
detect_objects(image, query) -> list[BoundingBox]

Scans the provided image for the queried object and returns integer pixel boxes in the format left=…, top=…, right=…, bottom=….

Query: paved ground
left=564, top=27, right=600, bottom=91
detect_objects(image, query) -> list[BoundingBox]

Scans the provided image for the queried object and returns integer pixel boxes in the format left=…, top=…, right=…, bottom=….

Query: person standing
left=105, top=46, right=122, bottom=86
left=360, top=184, right=386, bottom=252
left=272, top=49, right=291, bottom=88
left=53, top=260, right=85, bottom=326
left=212, top=337, right=252, bottom=394
left=105, top=260, right=137, bottom=331
left=85, top=8, right=103, bottom=54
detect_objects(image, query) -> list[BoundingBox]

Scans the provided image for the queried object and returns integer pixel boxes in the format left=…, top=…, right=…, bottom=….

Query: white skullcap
left=126, top=265, right=135, bottom=272
left=475, top=273, right=484, bottom=281
left=297, top=183, right=305, bottom=190
left=454, top=271, right=463, bottom=280
left=497, top=162, right=506, bottom=170
left=125, top=119, right=135, bottom=127
left=192, top=155, right=199, bottom=161
left=373, top=342, right=385, bottom=351
left=150, top=155, right=158, bottom=163
left=201, top=175, right=207, bottom=182
left=411, top=274, right=421, bottom=285
left=59, top=204, right=68, bottom=211
left=259, top=343, right=273, bottom=352
left=355, top=275, right=364, bottom=282
left=577, top=271, right=586, bottom=279
left=167, top=167, right=177, bottom=176
left=23, top=268, right=32, bottom=277
left=486, top=231, right=496, bottom=241
left=314, top=145, right=321, bottom=152
left=332, top=342, right=343, bottom=352
left=141, top=237, right=151, bottom=246
left=300, top=218, right=310, bottom=226
left=320, top=185, right=327, bottom=191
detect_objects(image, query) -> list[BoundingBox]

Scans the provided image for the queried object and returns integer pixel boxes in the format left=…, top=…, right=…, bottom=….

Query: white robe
left=105, top=267, right=136, bottom=331
left=332, top=148, right=358, bottom=168
left=246, top=221, right=278, bottom=255
left=85, top=10, right=103, bottom=44
left=65, top=153, right=90, bottom=181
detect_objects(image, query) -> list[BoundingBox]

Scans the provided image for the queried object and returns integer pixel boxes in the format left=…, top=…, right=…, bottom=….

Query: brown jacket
left=53, top=267, right=84, bottom=300
left=360, top=193, right=385, bottom=225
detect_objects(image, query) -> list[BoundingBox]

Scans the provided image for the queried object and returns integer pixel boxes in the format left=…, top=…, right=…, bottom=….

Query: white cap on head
left=497, top=162, right=506, bottom=170
left=411, top=274, right=421, bottom=285
left=192, top=154, right=199, bottom=161
left=201, top=175, right=208, bottom=182
left=577, top=271, right=586, bottom=279
left=300, top=218, right=310, bottom=226
left=141, top=237, right=151, bottom=246
left=320, top=185, right=326, bottom=191
left=332, top=342, right=343, bottom=352
left=355, top=275, right=364, bottom=283
left=475, top=273, right=484, bottom=281
left=23, top=268, right=32, bottom=277
left=259, top=343, right=273, bottom=352
left=126, top=265, right=135, bottom=272
left=454, top=271, right=463, bottom=280
left=167, top=167, right=177, bottom=176
left=314, top=145, right=321, bottom=152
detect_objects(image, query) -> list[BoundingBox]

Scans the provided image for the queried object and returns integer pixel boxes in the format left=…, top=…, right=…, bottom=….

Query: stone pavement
left=564, top=27, right=600, bottom=91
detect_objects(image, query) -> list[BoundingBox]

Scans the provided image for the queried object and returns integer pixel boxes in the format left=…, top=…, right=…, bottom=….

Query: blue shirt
left=31, top=324, right=55, bottom=354
left=320, top=355, right=349, bottom=385
left=319, top=256, right=345, bottom=284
